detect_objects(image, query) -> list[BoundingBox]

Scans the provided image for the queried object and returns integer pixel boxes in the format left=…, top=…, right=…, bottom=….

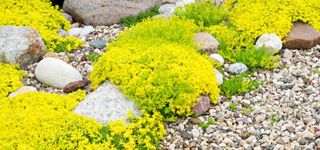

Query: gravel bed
left=161, top=48, right=320, bottom=149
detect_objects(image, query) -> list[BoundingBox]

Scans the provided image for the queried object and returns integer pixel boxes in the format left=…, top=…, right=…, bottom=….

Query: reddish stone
left=191, top=95, right=211, bottom=115
left=63, top=80, right=90, bottom=93
left=284, top=22, right=320, bottom=49
left=190, top=118, right=201, bottom=124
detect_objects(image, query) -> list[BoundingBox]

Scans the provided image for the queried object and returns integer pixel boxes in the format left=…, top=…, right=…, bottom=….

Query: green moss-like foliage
left=0, top=64, right=24, bottom=98
left=121, top=5, right=160, bottom=27
left=90, top=18, right=220, bottom=121
left=0, top=0, right=82, bottom=52
left=175, top=0, right=228, bottom=27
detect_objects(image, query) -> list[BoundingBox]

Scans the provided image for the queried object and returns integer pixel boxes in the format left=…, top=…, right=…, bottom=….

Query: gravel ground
left=21, top=24, right=320, bottom=149
left=161, top=47, right=320, bottom=149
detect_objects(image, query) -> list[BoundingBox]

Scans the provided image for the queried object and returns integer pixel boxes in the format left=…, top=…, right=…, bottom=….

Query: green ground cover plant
left=121, top=5, right=160, bottom=27
left=90, top=17, right=220, bottom=121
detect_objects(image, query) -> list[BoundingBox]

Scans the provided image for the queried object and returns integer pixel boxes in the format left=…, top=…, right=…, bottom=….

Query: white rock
left=159, top=4, right=176, bottom=16
left=191, top=128, right=200, bottom=138
left=35, top=58, right=83, bottom=88
left=176, top=0, right=195, bottom=7
left=214, top=69, right=223, bottom=85
left=256, top=33, right=282, bottom=52
left=283, top=49, right=293, bottom=59
left=69, top=28, right=82, bottom=37
left=228, top=63, right=248, bottom=74
left=210, top=53, right=225, bottom=64
left=80, top=26, right=94, bottom=37
left=73, top=81, right=142, bottom=124
left=8, top=86, right=37, bottom=98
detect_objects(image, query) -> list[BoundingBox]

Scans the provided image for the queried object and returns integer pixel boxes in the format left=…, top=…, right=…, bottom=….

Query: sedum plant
left=0, top=63, right=25, bottom=98
left=90, top=18, right=220, bottom=121
left=175, top=0, right=228, bottom=27
left=0, top=0, right=82, bottom=52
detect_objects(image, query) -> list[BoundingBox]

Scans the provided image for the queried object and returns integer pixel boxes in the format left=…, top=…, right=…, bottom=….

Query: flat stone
left=191, top=95, right=211, bottom=115
left=73, top=81, right=142, bottom=124
left=63, top=0, right=162, bottom=26
left=8, top=86, right=37, bottom=98
left=89, top=39, right=107, bottom=49
left=284, top=22, right=320, bottom=49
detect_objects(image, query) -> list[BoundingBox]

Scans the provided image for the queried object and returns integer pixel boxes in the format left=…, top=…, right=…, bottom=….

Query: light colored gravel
left=161, top=47, right=320, bottom=149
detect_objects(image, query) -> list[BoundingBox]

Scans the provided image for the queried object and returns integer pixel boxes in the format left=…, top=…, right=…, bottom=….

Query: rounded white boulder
left=35, top=58, right=83, bottom=88
left=255, top=33, right=282, bottom=52
left=210, top=53, right=225, bottom=64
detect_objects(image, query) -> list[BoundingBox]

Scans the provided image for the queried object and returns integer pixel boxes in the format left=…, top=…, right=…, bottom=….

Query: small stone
left=191, top=95, right=211, bottom=115
left=191, top=128, right=200, bottom=138
left=214, top=69, right=223, bottom=85
left=89, top=39, right=107, bottom=49
left=176, top=0, right=195, bottom=7
left=159, top=4, right=176, bottom=16
left=35, top=58, right=83, bottom=88
left=190, top=118, right=201, bottom=124
left=228, top=63, right=248, bottom=74
left=283, top=49, right=293, bottom=59
left=256, top=33, right=282, bottom=52
left=62, top=12, right=73, bottom=23
left=8, top=86, right=37, bottom=98
left=181, top=131, right=192, bottom=139
left=193, top=32, right=219, bottom=53
left=284, top=22, right=320, bottom=49
left=209, top=53, right=225, bottom=64
left=63, top=80, right=90, bottom=93
left=43, top=52, right=70, bottom=63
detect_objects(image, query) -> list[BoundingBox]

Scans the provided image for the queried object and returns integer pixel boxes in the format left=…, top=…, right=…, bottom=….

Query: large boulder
left=63, top=0, right=162, bottom=26
left=0, top=26, right=46, bottom=68
left=35, top=58, right=83, bottom=88
left=284, top=22, right=320, bottom=49
left=73, top=81, right=142, bottom=124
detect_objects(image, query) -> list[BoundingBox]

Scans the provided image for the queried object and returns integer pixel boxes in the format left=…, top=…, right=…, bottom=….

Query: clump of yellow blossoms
left=0, top=0, right=82, bottom=52
left=0, top=63, right=25, bottom=98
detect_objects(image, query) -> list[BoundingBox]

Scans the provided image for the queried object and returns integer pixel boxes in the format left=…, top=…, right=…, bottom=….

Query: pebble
left=228, top=62, right=248, bottom=74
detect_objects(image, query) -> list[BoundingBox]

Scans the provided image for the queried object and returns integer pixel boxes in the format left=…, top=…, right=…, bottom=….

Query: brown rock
left=284, top=22, right=320, bottom=49
left=43, top=52, right=70, bottom=63
left=193, top=32, right=219, bottom=53
left=63, top=80, right=90, bottom=93
left=190, top=118, right=201, bottom=124
left=191, top=95, right=211, bottom=115
left=63, top=0, right=162, bottom=26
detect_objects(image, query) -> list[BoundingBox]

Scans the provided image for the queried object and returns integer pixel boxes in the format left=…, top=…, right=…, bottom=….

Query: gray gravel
left=161, top=47, right=320, bottom=149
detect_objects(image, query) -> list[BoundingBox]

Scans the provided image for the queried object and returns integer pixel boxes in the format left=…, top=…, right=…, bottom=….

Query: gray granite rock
left=73, top=81, right=142, bottom=124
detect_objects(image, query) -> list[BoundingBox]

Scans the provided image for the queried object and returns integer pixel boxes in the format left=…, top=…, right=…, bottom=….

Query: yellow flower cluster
left=0, top=0, right=82, bottom=52
left=224, top=0, right=320, bottom=40
left=0, top=90, right=165, bottom=149
left=90, top=17, right=220, bottom=120
left=0, top=63, right=25, bottom=98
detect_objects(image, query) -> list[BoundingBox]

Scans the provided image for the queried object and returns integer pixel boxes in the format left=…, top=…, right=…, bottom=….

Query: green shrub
left=0, top=0, right=83, bottom=52
left=220, top=74, right=260, bottom=99
left=121, top=5, right=160, bottom=27
left=90, top=18, right=220, bottom=121
left=0, top=64, right=25, bottom=98
left=175, top=1, right=228, bottom=27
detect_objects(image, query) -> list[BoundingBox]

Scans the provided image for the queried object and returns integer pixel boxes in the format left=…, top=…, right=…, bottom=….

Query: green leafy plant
left=199, top=118, right=216, bottom=129
left=121, top=5, right=160, bottom=27
left=175, top=0, right=228, bottom=27
left=228, top=102, right=238, bottom=110
left=313, top=69, right=320, bottom=74
left=220, top=74, right=260, bottom=99
left=88, top=52, right=101, bottom=63
left=270, top=114, right=280, bottom=125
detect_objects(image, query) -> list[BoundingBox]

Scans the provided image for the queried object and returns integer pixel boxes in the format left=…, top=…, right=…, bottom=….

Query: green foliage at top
left=0, top=63, right=25, bottom=98
left=0, top=0, right=82, bottom=52
left=121, top=5, right=160, bottom=27
left=220, top=74, right=260, bottom=99
left=175, top=0, right=228, bottom=27
left=90, top=18, right=220, bottom=121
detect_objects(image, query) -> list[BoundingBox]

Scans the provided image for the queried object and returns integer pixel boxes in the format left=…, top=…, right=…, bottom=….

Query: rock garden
left=0, top=0, right=319, bottom=149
